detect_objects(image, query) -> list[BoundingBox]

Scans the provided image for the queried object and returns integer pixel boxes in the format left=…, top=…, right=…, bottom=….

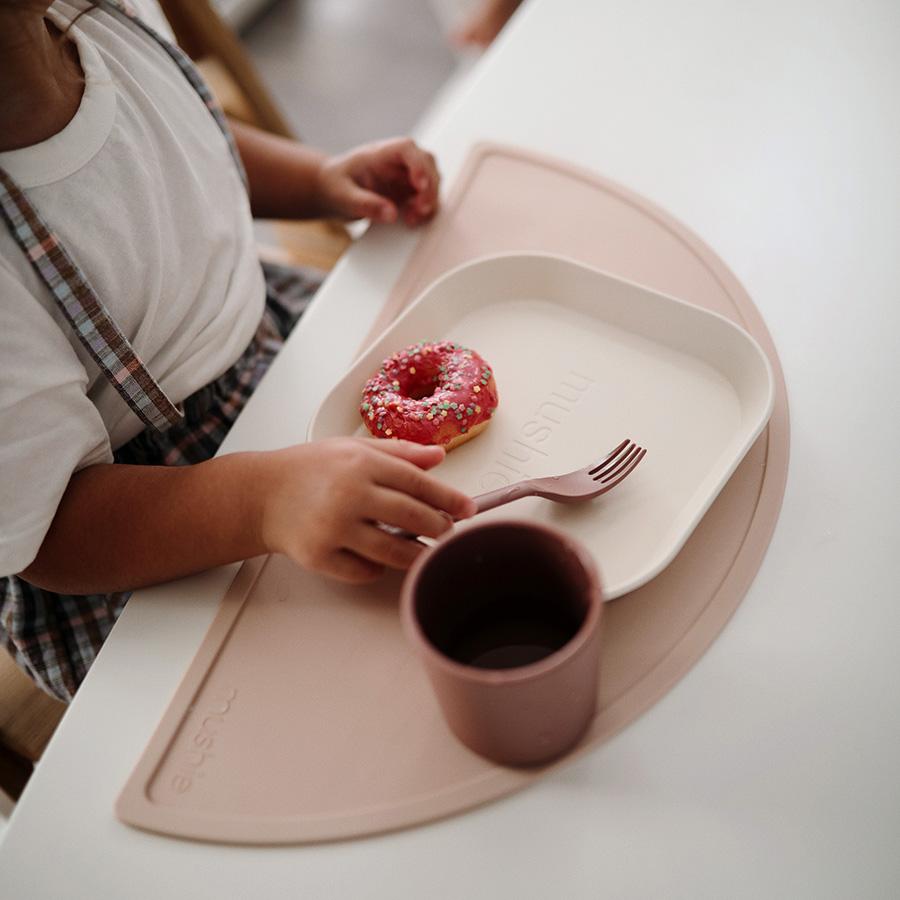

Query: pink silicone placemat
left=116, top=143, right=789, bottom=844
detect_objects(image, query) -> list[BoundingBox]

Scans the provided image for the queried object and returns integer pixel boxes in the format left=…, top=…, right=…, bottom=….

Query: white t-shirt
left=0, top=0, right=265, bottom=575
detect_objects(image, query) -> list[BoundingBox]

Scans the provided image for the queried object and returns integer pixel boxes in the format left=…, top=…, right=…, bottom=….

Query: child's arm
left=21, top=438, right=474, bottom=594
left=229, top=120, right=440, bottom=227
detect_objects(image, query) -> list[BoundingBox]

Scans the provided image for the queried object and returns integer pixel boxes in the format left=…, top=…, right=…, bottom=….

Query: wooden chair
left=157, top=0, right=352, bottom=271
left=0, top=650, right=65, bottom=802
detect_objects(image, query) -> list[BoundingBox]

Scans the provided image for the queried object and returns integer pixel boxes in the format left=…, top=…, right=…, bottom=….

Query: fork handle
left=379, top=481, right=533, bottom=542
left=470, top=481, right=534, bottom=514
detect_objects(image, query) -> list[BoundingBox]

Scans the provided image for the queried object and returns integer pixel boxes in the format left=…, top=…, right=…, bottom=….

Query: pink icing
left=360, top=341, right=499, bottom=446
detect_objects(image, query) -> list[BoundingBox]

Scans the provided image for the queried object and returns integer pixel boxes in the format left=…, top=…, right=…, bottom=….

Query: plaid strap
left=0, top=168, right=184, bottom=430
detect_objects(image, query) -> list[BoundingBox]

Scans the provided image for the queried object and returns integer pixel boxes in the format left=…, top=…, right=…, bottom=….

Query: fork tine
left=596, top=447, right=646, bottom=488
left=595, top=444, right=643, bottom=482
left=590, top=442, right=635, bottom=481
left=588, top=439, right=631, bottom=476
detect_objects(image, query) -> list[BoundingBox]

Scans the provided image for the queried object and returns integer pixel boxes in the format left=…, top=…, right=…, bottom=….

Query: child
left=0, top=0, right=476, bottom=701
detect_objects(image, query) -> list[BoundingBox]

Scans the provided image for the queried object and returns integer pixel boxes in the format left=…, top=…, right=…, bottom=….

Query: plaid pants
left=0, top=261, right=322, bottom=701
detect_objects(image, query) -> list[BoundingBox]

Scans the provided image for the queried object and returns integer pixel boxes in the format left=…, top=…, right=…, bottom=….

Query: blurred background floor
left=242, top=0, right=462, bottom=152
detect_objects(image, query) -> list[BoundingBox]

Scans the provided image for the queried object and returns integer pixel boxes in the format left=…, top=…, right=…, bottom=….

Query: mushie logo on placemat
left=167, top=686, right=238, bottom=797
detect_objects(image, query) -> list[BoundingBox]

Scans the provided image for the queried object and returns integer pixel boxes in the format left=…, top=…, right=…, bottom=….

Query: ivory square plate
left=309, top=253, right=774, bottom=599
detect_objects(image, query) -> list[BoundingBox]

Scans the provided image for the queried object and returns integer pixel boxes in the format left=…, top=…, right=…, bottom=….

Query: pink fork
left=381, top=439, right=646, bottom=541
left=470, top=439, right=647, bottom=514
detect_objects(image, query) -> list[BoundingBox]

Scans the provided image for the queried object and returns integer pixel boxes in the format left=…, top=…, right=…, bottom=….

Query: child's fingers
left=402, top=205, right=433, bottom=227
left=366, top=438, right=445, bottom=470
left=417, top=151, right=440, bottom=207
left=323, top=548, right=385, bottom=584
left=370, top=486, right=454, bottom=539
left=391, top=140, right=431, bottom=192
left=339, top=182, right=398, bottom=223
left=349, top=523, right=425, bottom=571
left=399, top=189, right=438, bottom=227
left=391, top=142, right=439, bottom=211
left=373, top=453, right=476, bottom=520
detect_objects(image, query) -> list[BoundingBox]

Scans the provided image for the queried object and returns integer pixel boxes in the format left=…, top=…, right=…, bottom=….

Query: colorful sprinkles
left=359, top=340, right=499, bottom=447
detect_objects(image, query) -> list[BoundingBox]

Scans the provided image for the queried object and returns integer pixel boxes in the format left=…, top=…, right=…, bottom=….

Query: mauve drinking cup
left=401, top=520, right=603, bottom=767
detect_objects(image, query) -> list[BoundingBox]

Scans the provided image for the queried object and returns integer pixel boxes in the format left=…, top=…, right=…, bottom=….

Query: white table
left=3, top=0, right=899, bottom=896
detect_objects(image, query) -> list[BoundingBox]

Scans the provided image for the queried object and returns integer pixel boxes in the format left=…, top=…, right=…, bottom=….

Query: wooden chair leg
left=0, top=649, right=67, bottom=776
left=157, top=0, right=294, bottom=138
left=0, top=741, right=33, bottom=802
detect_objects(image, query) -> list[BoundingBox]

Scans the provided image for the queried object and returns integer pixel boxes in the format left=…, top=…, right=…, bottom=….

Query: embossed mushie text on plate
left=479, top=371, right=596, bottom=490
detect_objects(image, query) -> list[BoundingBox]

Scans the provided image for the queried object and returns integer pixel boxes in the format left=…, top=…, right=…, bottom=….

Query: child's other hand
left=260, top=437, right=475, bottom=584
left=316, top=138, right=440, bottom=227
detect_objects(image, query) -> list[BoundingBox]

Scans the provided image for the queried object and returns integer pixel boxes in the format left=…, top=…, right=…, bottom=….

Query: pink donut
left=360, top=341, right=499, bottom=449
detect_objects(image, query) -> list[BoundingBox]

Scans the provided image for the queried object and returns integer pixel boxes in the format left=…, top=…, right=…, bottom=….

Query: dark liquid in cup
left=448, top=594, right=581, bottom=670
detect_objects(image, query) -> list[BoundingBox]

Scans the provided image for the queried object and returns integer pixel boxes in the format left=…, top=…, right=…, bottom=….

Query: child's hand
left=259, top=437, right=475, bottom=583
left=315, top=138, right=440, bottom=227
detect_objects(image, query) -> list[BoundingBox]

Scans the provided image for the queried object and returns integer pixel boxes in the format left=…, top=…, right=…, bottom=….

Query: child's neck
left=0, top=9, right=85, bottom=153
